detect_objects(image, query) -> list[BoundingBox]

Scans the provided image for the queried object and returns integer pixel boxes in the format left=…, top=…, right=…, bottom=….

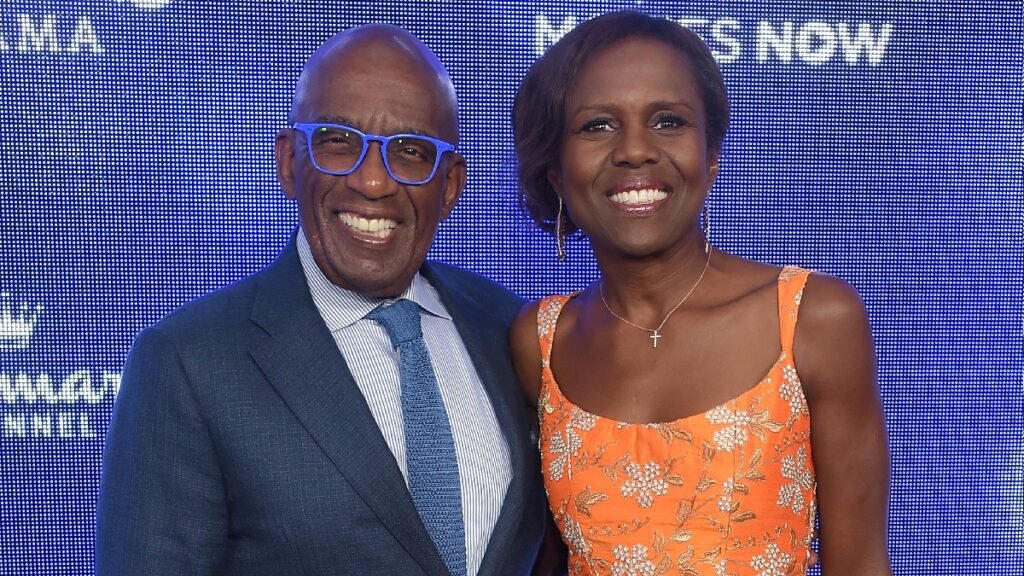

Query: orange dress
left=537, top=267, right=816, bottom=576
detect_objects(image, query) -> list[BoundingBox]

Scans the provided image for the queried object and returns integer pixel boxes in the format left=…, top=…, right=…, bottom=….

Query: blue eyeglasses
left=290, top=122, right=456, bottom=185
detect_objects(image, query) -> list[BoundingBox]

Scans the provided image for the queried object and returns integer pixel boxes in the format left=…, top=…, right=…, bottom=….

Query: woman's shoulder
left=509, top=293, right=579, bottom=405
left=792, top=271, right=873, bottom=401
left=709, top=252, right=862, bottom=310
left=703, top=251, right=784, bottom=306
left=510, top=293, right=574, bottom=332
left=799, top=271, right=868, bottom=328
left=721, top=250, right=871, bottom=363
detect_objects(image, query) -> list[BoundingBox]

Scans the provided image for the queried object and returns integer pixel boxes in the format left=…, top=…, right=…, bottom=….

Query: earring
left=555, top=198, right=567, bottom=261
left=703, top=164, right=718, bottom=256
left=702, top=201, right=711, bottom=255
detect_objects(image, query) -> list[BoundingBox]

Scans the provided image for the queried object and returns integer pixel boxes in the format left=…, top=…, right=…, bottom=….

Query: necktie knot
left=368, top=299, right=423, bottom=345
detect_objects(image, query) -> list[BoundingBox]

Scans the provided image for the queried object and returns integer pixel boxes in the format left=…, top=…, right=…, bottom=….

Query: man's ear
left=275, top=129, right=297, bottom=199
left=439, top=152, right=467, bottom=220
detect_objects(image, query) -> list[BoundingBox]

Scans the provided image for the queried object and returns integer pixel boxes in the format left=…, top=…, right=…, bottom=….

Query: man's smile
left=338, top=211, right=398, bottom=240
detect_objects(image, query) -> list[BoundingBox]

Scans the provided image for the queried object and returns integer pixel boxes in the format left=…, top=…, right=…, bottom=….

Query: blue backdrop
left=1, top=1, right=1021, bottom=574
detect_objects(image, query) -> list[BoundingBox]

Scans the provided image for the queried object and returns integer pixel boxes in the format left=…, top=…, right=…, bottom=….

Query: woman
left=510, top=11, right=891, bottom=576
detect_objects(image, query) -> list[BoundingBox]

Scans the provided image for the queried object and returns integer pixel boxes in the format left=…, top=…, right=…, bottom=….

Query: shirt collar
left=296, top=229, right=451, bottom=333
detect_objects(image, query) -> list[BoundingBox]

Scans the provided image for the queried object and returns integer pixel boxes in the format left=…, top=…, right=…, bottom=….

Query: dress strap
left=536, top=295, right=573, bottom=372
left=777, top=266, right=813, bottom=354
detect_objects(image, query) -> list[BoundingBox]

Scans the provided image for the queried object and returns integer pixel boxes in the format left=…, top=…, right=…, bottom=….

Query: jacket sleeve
left=96, top=326, right=227, bottom=575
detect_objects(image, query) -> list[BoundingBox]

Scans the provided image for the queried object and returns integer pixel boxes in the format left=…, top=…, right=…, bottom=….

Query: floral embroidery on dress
left=750, top=543, right=794, bottom=576
left=548, top=406, right=599, bottom=480
left=561, top=512, right=592, bottom=558
left=611, top=544, right=657, bottom=576
left=778, top=446, right=813, bottom=513
left=537, top=268, right=816, bottom=575
left=537, top=296, right=567, bottom=369
left=778, top=267, right=802, bottom=282
left=778, top=363, right=807, bottom=420
left=706, top=404, right=783, bottom=453
left=621, top=461, right=671, bottom=508
left=706, top=405, right=750, bottom=452
left=648, top=422, right=695, bottom=445
left=548, top=432, right=571, bottom=481
left=717, top=477, right=737, bottom=513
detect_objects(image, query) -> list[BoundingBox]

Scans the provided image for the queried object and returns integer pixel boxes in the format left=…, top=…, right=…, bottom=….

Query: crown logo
left=0, top=292, right=43, bottom=351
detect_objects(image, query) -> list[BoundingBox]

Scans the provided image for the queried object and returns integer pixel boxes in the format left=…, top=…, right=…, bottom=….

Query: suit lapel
left=423, top=263, right=535, bottom=575
left=247, top=242, right=448, bottom=576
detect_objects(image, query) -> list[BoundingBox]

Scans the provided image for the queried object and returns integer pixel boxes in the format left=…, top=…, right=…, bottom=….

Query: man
left=96, top=24, right=547, bottom=575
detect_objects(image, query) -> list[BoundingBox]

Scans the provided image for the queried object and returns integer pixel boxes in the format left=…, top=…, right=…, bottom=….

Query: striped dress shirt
left=297, top=233, right=512, bottom=575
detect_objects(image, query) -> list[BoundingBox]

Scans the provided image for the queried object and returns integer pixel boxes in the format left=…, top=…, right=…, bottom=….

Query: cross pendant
left=649, top=330, right=661, bottom=348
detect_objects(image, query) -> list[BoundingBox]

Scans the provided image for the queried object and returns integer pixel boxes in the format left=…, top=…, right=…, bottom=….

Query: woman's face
left=549, top=36, right=718, bottom=258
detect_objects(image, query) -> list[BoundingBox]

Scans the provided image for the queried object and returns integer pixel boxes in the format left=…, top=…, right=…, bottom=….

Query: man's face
left=276, top=38, right=465, bottom=297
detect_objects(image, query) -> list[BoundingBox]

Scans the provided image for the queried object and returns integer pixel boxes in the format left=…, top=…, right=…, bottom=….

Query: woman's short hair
left=512, top=10, right=730, bottom=235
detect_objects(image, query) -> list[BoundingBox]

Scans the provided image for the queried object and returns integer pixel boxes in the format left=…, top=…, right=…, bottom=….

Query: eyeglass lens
left=309, top=126, right=439, bottom=182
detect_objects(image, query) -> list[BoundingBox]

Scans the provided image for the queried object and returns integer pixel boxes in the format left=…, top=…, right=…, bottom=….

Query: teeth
left=609, top=188, right=668, bottom=205
left=339, top=213, right=397, bottom=239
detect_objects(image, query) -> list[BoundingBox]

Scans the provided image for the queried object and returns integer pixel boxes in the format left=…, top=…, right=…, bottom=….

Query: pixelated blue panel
left=0, top=1, right=1020, bottom=574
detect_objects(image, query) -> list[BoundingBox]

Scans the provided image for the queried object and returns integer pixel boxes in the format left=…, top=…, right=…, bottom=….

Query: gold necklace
left=599, top=249, right=711, bottom=349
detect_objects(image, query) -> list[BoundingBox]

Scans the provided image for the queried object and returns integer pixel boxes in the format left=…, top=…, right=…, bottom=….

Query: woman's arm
left=509, top=300, right=569, bottom=576
left=510, top=300, right=544, bottom=406
left=795, top=274, right=892, bottom=575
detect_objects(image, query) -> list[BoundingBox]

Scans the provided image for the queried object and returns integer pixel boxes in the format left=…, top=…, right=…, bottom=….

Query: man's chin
left=324, top=264, right=416, bottom=298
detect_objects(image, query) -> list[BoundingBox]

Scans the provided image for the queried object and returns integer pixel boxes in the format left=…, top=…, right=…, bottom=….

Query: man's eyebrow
left=376, top=125, right=436, bottom=138
left=317, top=114, right=357, bottom=126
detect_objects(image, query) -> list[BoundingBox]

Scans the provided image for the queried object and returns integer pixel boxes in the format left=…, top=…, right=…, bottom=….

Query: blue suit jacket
left=96, top=240, right=546, bottom=575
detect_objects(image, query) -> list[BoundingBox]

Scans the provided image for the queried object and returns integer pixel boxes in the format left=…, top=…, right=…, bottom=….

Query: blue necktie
left=368, top=299, right=467, bottom=576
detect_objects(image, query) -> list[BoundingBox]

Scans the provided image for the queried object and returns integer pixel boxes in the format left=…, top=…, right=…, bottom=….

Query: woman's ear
left=546, top=167, right=562, bottom=197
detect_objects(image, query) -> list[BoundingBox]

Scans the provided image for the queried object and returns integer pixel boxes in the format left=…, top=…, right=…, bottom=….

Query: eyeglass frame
left=289, top=122, right=457, bottom=186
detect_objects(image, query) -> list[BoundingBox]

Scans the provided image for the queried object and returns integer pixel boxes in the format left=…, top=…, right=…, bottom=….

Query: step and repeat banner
left=1, top=1, right=1021, bottom=574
